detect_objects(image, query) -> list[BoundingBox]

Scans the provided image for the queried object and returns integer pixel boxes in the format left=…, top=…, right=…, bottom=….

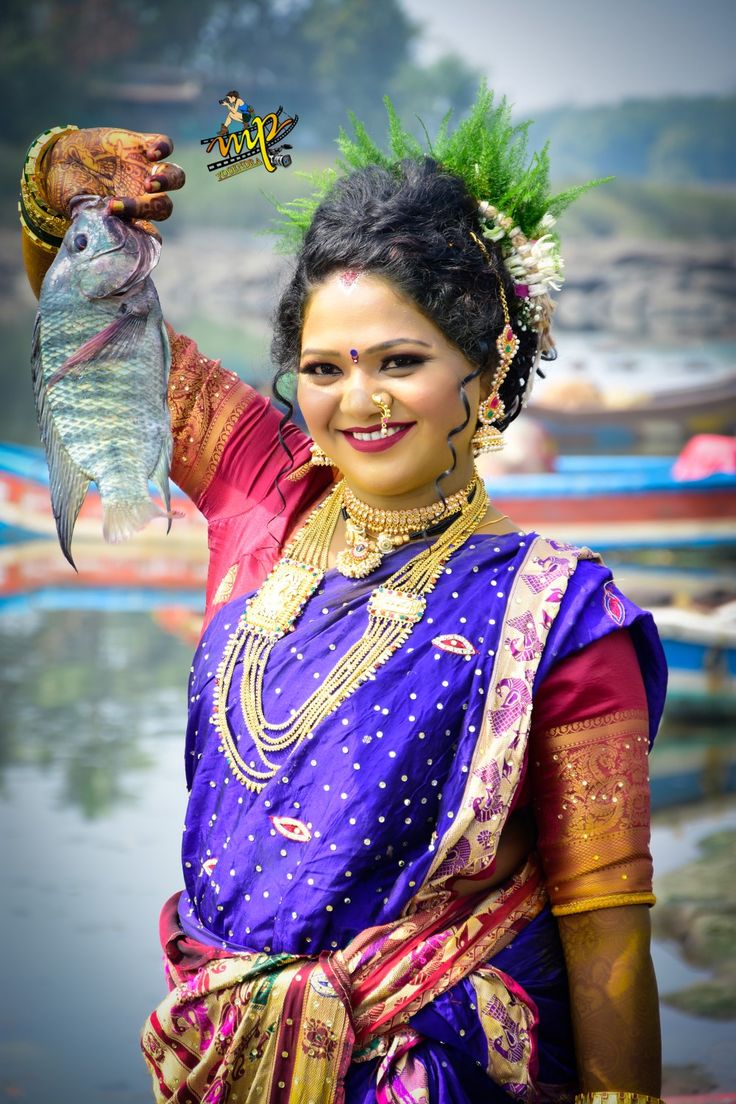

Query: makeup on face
left=297, top=272, right=480, bottom=508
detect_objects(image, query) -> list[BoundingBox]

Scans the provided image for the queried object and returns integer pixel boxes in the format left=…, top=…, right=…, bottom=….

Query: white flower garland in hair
left=477, top=201, right=564, bottom=347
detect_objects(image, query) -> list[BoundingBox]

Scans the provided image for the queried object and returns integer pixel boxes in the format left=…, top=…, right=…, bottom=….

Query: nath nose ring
left=371, top=392, right=393, bottom=437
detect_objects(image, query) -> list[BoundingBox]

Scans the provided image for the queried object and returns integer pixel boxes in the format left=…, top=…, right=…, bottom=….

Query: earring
left=371, top=391, right=392, bottom=437
left=287, top=441, right=336, bottom=481
left=472, top=396, right=506, bottom=456
left=471, top=282, right=520, bottom=458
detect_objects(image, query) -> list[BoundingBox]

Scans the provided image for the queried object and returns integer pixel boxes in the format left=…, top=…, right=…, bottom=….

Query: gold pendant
left=368, top=586, right=427, bottom=624
left=335, top=543, right=383, bottom=578
left=243, top=558, right=323, bottom=638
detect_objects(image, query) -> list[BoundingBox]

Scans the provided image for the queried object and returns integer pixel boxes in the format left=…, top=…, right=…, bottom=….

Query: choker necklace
left=337, top=478, right=476, bottom=579
left=213, top=473, right=489, bottom=792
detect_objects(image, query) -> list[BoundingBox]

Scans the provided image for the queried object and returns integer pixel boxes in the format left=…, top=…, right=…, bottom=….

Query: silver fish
left=31, top=195, right=172, bottom=567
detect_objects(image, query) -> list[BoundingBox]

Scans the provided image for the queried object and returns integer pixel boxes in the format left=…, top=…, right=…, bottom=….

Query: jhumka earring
left=371, top=391, right=393, bottom=437
left=472, top=281, right=520, bottom=458
left=287, top=441, right=336, bottom=481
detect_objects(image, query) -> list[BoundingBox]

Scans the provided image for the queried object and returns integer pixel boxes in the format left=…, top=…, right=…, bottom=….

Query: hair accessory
left=350, top=348, right=359, bottom=363
left=370, top=391, right=392, bottom=436
left=472, top=281, right=519, bottom=457
left=287, top=441, right=336, bottom=482
left=270, top=86, right=606, bottom=367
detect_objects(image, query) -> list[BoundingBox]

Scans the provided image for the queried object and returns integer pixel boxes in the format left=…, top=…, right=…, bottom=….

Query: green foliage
left=270, top=83, right=606, bottom=251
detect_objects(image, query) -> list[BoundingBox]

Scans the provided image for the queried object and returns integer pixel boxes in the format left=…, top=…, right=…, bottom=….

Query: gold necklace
left=214, top=474, right=489, bottom=791
left=337, top=477, right=476, bottom=579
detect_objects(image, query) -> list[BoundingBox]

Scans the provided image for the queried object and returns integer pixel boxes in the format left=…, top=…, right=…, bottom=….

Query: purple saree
left=142, top=530, right=666, bottom=1103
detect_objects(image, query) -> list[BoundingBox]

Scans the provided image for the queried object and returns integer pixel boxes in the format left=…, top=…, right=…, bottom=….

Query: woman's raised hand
left=44, top=127, right=185, bottom=234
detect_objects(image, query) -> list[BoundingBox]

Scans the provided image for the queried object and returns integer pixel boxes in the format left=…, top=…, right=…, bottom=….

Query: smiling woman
left=297, top=273, right=483, bottom=508
left=20, top=91, right=668, bottom=1103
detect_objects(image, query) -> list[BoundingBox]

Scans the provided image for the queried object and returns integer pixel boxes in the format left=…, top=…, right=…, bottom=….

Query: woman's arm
left=558, top=905, right=661, bottom=1092
left=529, top=629, right=662, bottom=1091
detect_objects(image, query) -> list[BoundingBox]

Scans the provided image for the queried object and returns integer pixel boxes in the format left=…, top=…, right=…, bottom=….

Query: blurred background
left=0, top=0, right=735, bottom=1099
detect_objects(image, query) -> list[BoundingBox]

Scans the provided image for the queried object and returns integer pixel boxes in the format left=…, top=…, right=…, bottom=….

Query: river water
left=0, top=599, right=734, bottom=1100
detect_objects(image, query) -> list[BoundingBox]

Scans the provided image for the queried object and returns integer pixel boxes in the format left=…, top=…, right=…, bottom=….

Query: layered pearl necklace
left=213, top=474, right=489, bottom=791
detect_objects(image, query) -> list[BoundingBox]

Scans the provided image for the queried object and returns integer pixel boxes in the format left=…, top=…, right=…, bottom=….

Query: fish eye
left=73, top=233, right=88, bottom=251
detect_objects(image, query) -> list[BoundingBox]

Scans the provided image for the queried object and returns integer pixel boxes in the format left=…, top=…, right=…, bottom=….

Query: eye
left=298, top=362, right=341, bottom=378
left=73, top=233, right=88, bottom=251
left=382, top=354, right=426, bottom=371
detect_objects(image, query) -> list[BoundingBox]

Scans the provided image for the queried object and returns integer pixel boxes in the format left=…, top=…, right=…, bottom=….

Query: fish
left=31, top=195, right=173, bottom=568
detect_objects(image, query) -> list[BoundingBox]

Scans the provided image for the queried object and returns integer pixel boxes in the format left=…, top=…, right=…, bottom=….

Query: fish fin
left=151, top=318, right=174, bottom=532
left=46, top=313, right=146, bottom=388
left=32, top=313, right=89, bottom=569
left=102, top=499, right=162, bottom=543
left=150, top=435, right=173, bottom=534
left=102, top=497, right=181, bottom=544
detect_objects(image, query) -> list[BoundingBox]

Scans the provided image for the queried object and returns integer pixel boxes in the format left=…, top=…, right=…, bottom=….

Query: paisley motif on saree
left=142, top=538, right=600, bottom=1102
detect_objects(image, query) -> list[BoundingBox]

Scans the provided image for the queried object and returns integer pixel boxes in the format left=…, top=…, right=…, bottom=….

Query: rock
left=663, top=975, right=736, bottom=1020
left=662, top=1062, right=718, bottom=1093
left=654, top=827, right=736, bottom=1020
left=558, top=239, right=736, bottom=340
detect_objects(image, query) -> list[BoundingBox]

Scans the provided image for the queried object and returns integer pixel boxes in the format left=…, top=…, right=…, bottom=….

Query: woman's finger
left=144, top=161, right=186, bottom=193
left=131, top=218, right=162, bottom=242
left=108, top=192, right=174, bottom=222
left=143, top=134, right=174, bottom=162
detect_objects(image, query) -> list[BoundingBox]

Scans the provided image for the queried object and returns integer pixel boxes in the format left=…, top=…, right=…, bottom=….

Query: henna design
left=44, top=127, right=183, bottom=220
left=558, top=907, right=661, bottom=1091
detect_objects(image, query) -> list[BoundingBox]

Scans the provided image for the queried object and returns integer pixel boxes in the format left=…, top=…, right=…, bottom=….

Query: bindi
left=339, top=269, right=361, bottom=289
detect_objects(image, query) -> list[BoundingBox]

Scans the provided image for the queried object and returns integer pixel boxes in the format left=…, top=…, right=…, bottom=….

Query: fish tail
left=102, top=499, right=182, bottom=543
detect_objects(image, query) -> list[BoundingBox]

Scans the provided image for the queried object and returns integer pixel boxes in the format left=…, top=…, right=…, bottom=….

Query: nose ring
left=371, top=391, right=393, bottom=437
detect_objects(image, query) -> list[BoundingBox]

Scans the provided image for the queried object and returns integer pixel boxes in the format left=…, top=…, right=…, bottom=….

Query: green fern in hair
left=268, top=82, right=608, bottom=252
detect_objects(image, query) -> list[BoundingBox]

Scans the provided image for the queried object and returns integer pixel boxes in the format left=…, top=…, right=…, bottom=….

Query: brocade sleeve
left=529, top=629, right=655, bottom=916
left=165, top=328, right=257, bottom=507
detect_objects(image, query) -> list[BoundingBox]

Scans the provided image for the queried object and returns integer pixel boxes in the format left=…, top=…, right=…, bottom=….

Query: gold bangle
left=575, top=1095, right=664, bottom=1104
left=552, top=892, right=656, bottom=917
left=18, top=125, right=78, bottom=249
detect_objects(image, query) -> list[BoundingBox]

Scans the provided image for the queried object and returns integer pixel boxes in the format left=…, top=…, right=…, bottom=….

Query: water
left=1, top=602, right=735, bottom=1098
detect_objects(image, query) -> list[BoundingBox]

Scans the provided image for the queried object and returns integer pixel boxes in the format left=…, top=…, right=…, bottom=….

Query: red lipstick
left=340, top=423, right=414, bottom=453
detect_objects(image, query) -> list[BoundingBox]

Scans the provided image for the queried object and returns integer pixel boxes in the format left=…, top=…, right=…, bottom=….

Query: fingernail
left=109, top=199, right=126, bottom=215
left=148, top=179, right=162, bottom=192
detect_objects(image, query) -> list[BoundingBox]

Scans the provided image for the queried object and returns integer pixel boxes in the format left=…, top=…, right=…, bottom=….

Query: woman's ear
left=478, top=371, right=494, bottom=403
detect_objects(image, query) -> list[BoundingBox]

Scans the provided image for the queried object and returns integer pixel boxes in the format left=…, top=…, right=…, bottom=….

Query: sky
left=402, top=0, right=735, bottom=112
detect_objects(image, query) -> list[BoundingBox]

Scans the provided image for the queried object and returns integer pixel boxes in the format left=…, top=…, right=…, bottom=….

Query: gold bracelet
left=18, top=124, right=78, bottom=251
left=575, top=1095, right=664, bottom=1104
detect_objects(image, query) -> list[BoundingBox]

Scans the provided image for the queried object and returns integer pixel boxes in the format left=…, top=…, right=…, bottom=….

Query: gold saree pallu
left=142, top=539, right=596, bottom=1102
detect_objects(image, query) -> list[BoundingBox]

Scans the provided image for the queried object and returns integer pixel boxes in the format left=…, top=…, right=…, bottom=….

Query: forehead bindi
left=339, top=269, right=361, bottom=289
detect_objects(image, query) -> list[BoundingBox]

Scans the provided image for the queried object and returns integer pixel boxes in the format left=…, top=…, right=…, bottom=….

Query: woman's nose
left=339, top=375, right=380, bottom=421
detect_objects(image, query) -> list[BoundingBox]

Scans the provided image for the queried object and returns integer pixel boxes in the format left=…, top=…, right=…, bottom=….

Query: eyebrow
left=300, top=337, right=432, bottom=358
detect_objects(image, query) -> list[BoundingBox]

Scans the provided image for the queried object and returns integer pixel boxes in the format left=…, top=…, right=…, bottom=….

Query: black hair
left=274, top=159, right=540, bottom=394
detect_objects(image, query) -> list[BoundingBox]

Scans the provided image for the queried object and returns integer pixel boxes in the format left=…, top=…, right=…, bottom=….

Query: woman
left=20, top=103, right=666, bottom=1103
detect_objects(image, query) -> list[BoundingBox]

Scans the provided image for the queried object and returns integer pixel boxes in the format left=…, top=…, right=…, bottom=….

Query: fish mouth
left=89, top=219, right=160, bottom=297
